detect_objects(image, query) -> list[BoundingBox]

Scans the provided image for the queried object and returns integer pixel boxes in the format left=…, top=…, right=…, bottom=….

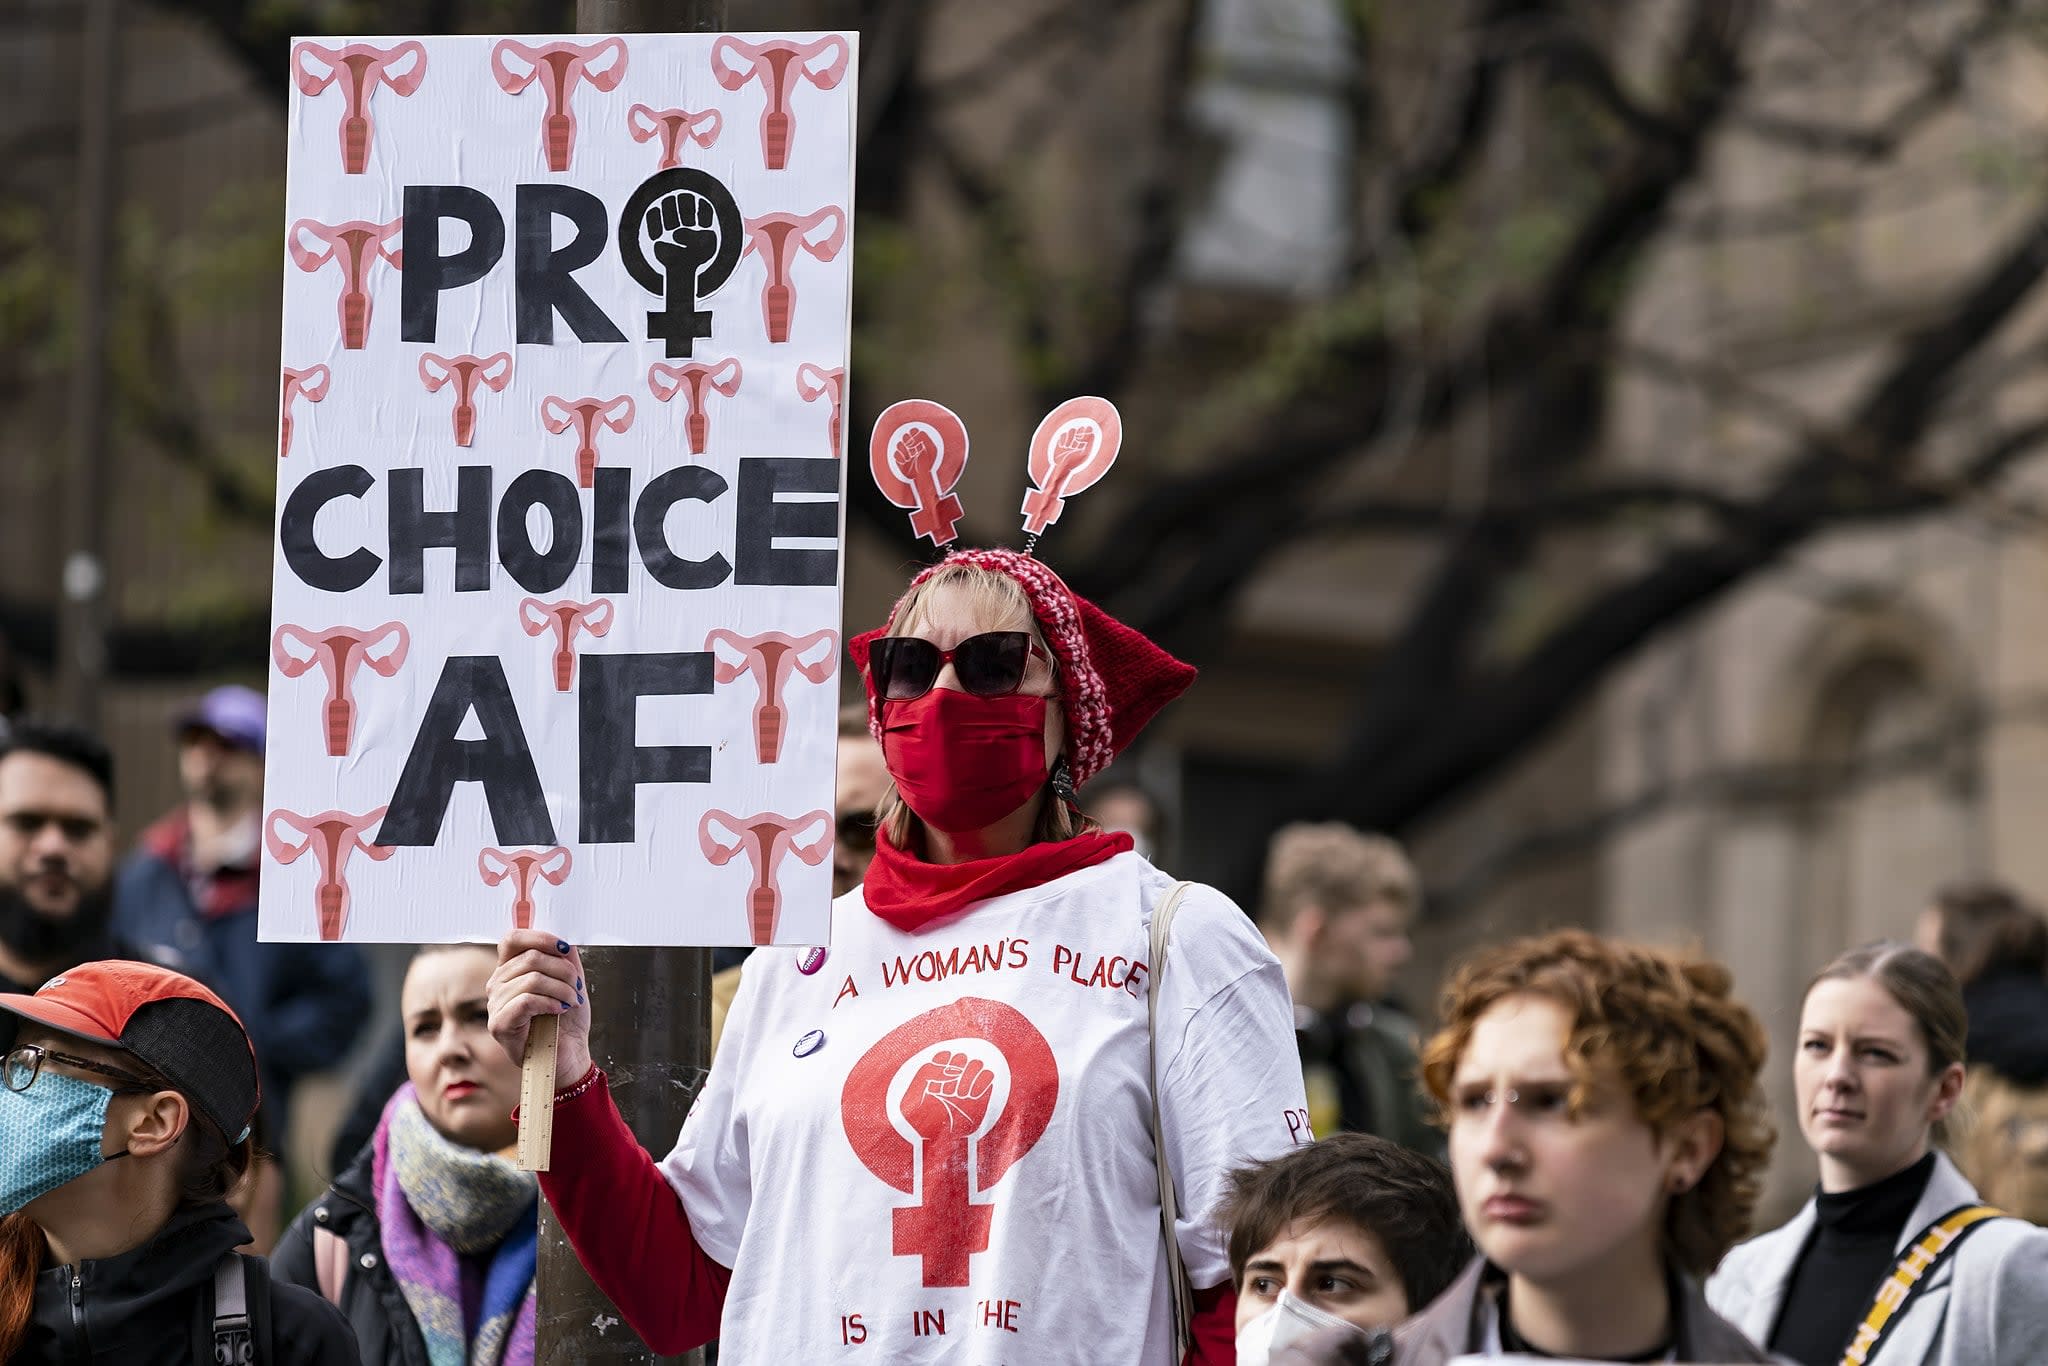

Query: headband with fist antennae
left=868, top=395, right=1123, bottom=554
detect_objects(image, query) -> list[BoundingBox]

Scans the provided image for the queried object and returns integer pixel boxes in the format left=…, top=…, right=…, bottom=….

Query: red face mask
left=881, top=689, right=1050, bottom=834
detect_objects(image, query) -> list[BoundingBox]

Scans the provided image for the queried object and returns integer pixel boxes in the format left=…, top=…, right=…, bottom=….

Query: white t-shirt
left=661, top=851, right=1311, bottom=1364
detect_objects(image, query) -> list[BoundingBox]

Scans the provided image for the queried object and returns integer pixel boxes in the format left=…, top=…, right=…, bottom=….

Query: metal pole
left=56, top=0, right=119, bottom=727
left=538, top=6, right=724, bottom=1358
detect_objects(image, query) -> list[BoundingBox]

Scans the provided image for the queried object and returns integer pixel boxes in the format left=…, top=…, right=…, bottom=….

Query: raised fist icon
left=620, top=168, right=742, bottom=359
left=648, top=190, right=723, bottom=288
left=902, top=1050, right=995, bottom=1140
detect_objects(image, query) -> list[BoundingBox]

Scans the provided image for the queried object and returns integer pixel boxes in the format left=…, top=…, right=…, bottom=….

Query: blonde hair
left=1259, top=823, right=1417, bottom=931
left=870, top=563, right=1094, bottom=847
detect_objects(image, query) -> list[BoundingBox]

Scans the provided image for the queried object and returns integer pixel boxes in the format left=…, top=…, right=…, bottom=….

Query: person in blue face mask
left=0, top=959, right=357, bottom=1363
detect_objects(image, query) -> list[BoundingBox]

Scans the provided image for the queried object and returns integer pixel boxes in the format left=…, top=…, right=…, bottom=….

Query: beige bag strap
left=313, top=1225, right=350, bottom=1307
left=1149, top=881, right=1195, bottom=1361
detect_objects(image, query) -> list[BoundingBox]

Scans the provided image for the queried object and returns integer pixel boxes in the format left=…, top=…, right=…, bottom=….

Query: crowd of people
left=4, top=548, right=2048, bottom=1363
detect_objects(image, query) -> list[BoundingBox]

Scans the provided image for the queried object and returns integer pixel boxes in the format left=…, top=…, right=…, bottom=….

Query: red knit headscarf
left=847, top=547, right=1196, bottom=788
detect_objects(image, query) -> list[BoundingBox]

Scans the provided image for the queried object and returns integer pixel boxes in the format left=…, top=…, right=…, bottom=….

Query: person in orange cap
left=0, top=959, right=355, bottom=1363
left=491, top=547, right=1310, bottom=1364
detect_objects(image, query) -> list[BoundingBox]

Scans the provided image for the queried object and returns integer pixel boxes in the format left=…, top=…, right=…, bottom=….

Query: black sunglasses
left=869, top=632, right=1051, bottom=702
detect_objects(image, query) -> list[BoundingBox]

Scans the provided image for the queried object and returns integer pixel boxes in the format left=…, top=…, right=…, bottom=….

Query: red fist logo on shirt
left=903, top=1049, right=995, bottom=1137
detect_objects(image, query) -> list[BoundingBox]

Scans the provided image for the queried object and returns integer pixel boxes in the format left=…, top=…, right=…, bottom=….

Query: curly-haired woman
left=1280, top=930, right=1777, bottom=1364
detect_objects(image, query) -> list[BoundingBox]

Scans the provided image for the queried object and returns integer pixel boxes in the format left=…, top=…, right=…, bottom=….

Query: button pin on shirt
left=797, top=947, right=827, bottom=975
left=793, top=1029, right=825, bottom=1057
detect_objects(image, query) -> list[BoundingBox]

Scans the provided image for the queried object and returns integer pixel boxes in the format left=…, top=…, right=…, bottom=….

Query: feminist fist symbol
left=902, top=1050, right=995, bottom=1138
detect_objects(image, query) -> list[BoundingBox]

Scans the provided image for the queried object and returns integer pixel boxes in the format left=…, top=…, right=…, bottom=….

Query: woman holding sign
left=488, top=397, right=1308, bottom=1363
left=1707, top=944, right=2048, bottom=1366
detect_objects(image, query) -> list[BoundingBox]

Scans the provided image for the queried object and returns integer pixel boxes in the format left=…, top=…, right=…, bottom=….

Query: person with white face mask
left=1708, top=943, right=2048, bottom=1366
left=1220, top=1133, right=1469, bottom=1365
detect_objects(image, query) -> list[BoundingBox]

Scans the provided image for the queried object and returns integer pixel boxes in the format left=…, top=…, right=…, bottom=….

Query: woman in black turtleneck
left=1706, top=944, right=2048, bottom=1366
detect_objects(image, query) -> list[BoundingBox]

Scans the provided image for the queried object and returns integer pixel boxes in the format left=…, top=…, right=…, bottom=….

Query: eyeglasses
left=2, top=1044, right=151, bottom=1095
left=868, top=632, right=1050, bottom=702
left=836, top=811, right=878, bottom=851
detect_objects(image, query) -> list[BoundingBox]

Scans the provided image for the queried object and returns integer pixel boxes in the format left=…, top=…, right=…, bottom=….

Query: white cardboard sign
left=262, top=32, right=856, bottom=946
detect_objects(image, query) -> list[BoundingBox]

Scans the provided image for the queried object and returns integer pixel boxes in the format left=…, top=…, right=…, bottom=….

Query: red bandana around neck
left=861, top=827, right=1134, bottom=933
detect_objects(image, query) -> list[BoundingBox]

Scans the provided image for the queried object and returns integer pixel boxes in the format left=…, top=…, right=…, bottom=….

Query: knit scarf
left=374, top=1084, right=538, bottom=1366
left=862, top=827, right=1134, bottom=932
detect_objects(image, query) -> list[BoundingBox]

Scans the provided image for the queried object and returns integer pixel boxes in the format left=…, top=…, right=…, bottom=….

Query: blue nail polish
left=576, top=991, right=585, bottom=1004
left=556, top=939, right=570, bottom=954
left=575, top=978, right=583, bottom=990
left=560, top=1002, right=571, bottom=1012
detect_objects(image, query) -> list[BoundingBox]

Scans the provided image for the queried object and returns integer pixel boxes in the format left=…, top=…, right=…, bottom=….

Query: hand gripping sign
left=870, top=399, right=970, bottom=546
left=279, top=365, right=330, bottom=458
left=795, top=363, right=845, bottom=458
left=266, top=807, right=394, bottom=941
left=519, top=597, right=613, bottom=692
left=1020, top=396, right=1123, bottom=537
left=271, top=622, right=410, bottom=758
left=740, top=207, right=845, bottom=344
left=699, top=809, right=832, bottom=945
left=291, top=41, right=427, bottom=175
left=710, top=35, right=851, bottom=171
left=478, top=846, right=573, bottom=931
left=647, top=358, right=742, bottom=457
left=418, top=352, right=512, bottom=448
left=707, top=628, right=838, bottom=763
left=540, top=394, right=635, bottom=489
left=490, top=38, right=628, bottom=174
left=627, top=103, right=723, bottom=170
left=840, top=999, right=1060, bottom=1288
left=288, top=217, right=402, bottom=351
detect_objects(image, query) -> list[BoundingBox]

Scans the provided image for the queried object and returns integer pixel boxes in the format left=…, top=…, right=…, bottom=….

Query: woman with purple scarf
left=276, top=945, right=535, bottom=1366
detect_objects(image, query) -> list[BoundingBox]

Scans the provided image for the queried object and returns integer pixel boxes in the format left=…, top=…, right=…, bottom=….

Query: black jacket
left=19, top=1201, right=358, bottom=1364
left=272, top=1143, right=430, bottom=1366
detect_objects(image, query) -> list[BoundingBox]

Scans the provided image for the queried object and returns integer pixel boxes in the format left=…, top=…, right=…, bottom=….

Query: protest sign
left=264, top=32, right=856, bottom=948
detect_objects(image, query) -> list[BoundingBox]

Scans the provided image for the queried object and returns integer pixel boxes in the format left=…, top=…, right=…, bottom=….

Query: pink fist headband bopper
left=864, top=395, right=1124, bottom=553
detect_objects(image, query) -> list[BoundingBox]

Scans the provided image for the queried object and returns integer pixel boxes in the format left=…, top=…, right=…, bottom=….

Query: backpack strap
left=1839, top=1203, right=2007, bottom=1365
left=312, top=1225, right=350, bottom=1306
left=211, top=1252, right=256, bottom=1365
left=1148, top=880, right=1194, bottom=1362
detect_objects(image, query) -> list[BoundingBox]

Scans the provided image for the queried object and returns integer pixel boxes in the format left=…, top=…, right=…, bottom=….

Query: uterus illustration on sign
left=291, top=40, right=426, bottom=175
left=840, top=999, right=1060, bottom=1288
left=419, top=352, right=512, bottom=448
left=490, top=37, right=627, bottom=173
left=519, top=597, right=613, bottom=692
left=710, top=35, right=849, bottom=171
left=271, top=622, right=410, bottom=758
left=707, top=627, right=837, bottom=764
left=279, top=365, right=330, bottom=458
left=266, top=807, right=394, bottom=941
left=648, top=357, right=742, bottom=457
left=479, top=846, right=573, bottom=931
left=740, top=206, right=845, bottom=344
left=288, top=217, right=401, bottom=351
left=628, top=102, right=722, bottom=170
left=699, top=810, right=832, bottom=946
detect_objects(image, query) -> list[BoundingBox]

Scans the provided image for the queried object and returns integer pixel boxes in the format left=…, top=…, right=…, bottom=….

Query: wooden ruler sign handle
left=517, top=1012, right=561, bottom=1172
